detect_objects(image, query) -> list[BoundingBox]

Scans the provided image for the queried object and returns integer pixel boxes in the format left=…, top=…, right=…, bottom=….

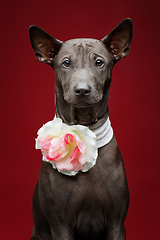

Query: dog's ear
left=29, top=26, right=63, bottom=65
left=102, top=18, right=132, bottom=62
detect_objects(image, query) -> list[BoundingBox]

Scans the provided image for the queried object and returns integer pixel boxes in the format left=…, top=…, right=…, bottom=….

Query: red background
left=1, top=0, right=160, bottom=239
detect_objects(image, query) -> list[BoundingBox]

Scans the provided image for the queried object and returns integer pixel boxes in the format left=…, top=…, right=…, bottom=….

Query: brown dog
left=29, top=18, right=132, bottom=240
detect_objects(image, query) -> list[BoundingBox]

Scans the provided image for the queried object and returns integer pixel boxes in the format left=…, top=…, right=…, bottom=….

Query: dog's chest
left=39, top=160, right=110, bottom=225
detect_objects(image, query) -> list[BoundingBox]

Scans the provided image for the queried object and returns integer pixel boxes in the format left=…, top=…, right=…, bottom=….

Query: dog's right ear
left=29, top=26, right=63, bottom=65
left=102, top=18, right=132, bottom=62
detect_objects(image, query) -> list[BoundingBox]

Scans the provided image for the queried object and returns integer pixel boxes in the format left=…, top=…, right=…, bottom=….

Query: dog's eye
left=96, top=59, right=104, bottom=67
left=62, top=59, right=71, bottom=68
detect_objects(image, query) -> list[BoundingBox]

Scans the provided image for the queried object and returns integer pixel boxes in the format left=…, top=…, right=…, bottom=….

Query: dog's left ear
left=102, top=18, right=132, bottom=62
left=29, top=26, right=63, bottom=65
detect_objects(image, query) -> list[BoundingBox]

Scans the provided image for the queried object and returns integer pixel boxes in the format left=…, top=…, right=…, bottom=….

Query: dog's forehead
left=58, top=38, right=109, bottom=57
left=65, top=38, right=100, bottom=46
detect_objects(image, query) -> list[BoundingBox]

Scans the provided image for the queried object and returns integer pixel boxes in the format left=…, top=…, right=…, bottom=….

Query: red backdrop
left=1, top=0, right=160, bottom=239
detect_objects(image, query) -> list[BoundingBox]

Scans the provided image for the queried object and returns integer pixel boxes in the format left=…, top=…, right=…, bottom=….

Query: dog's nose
left=74, top=83, right=91, bottom=96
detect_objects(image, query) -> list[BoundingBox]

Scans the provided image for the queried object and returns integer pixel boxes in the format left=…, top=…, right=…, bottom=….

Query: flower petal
left=36, top=135, right=52, bottom=149
left=70, top=146, right=80, bottom=163
left=64, top=133, right=74, bottom=144
left=56, top=156, right=83, bottom=172
left=46, top=154, right=61, bottom=161
left=42, top=138, right=52, bottom=149
left=48, top=147, right=62, bottom=159
left=49, top=137, right=65, bottom=153
left=78, top=152, right=86, bottom=165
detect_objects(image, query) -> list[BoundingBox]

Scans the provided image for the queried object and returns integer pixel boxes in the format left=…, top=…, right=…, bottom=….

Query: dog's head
left=29, top=19, right=132, bottom=123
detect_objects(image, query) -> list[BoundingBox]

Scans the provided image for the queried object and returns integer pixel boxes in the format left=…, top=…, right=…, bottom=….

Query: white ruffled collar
left=92, top=117, right=113, bottom=148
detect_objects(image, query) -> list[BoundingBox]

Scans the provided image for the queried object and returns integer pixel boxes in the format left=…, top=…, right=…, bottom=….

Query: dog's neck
left=55, top=97, right=113, bottom=148
left=55, top=89, right=114, bottom=148
left=55, top=95, right=109, bottom=130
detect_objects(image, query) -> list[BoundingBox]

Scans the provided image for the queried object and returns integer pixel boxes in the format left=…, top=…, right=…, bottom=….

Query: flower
left=35, top=118, right=98, bottom=176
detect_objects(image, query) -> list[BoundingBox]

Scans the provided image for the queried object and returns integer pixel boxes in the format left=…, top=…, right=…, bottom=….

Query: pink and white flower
left=35, top=118, right=98, bottom=176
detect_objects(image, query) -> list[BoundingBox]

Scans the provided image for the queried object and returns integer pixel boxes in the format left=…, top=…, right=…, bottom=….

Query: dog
left=29, top=18, right=132, bottom=240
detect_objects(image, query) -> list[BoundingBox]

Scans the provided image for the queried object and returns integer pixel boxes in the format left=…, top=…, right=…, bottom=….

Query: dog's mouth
left=71, top=101, right=95, bottom=108
left=65, top=92, right=102, bottom=109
